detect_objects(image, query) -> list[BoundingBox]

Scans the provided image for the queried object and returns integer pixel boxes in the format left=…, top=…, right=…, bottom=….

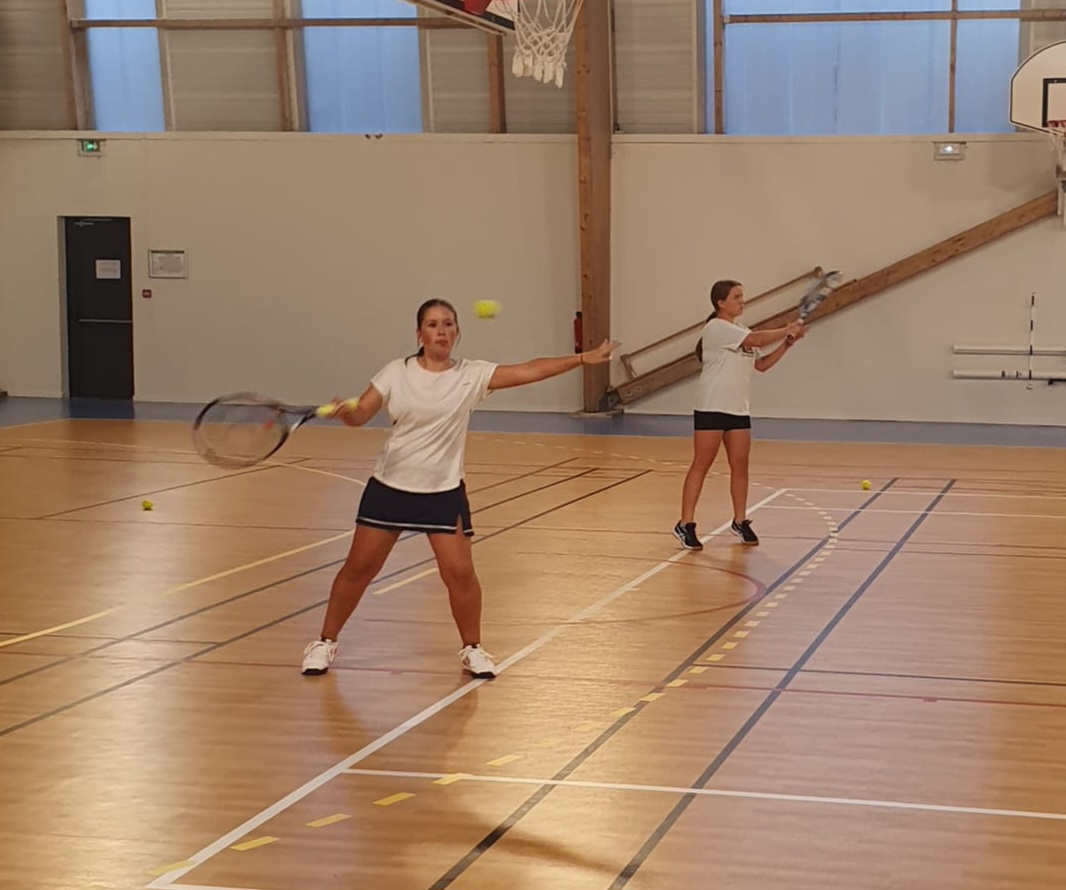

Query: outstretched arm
left=489, top=339, right=620, bottom=391
left=755, top=324, right=805, bottom=372
left=325, top=384, right=383, bottom=427
left=742, top=321, right=804, bottom=350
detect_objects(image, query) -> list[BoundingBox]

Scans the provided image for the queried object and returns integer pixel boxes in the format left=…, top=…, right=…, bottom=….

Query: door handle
left=77, top=318, right=133, bottom=324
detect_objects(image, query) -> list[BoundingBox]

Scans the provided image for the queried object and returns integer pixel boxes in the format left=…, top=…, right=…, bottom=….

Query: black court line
left=0, top=471, right=651, bottom=737
left=607, top=479, right=956, bottom=889
left=425, top=478, right=903, bottom=890
left=798, top=666, right=1066, bottom=691
left=35, top=464, right=283, bottom=520
left=0, top=464, right=596, bottom=686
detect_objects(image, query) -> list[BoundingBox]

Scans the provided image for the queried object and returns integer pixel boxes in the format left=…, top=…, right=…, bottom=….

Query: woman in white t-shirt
left=301, top=298, right=619, bottom=679
left=673, top=280, right=805, bottom=551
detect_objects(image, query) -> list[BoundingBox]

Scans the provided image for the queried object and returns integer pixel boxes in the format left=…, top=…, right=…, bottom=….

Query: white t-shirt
left=694, top=318, right=764, bottom=416
left=369, top=356, right=498, bottom=493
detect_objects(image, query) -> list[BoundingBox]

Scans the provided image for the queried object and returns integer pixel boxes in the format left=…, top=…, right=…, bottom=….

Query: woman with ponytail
left=674, top=280, right=805, bottom=550
left=301, top=298, right=619, bottom=679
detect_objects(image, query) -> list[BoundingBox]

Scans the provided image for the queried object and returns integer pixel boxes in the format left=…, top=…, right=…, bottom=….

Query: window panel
left=85, top=0, right=165, bottom=132
left=724, top=21, right=950, bottom=135
left=955, top=18, right=1022, bottom=132
left=302, top=0, right=422, bottom=134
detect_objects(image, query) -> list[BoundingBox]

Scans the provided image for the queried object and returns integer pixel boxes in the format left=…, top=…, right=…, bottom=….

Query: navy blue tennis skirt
left=694, top=411, right=751, bottom=431
left=356, top=476, right=474, bottom=536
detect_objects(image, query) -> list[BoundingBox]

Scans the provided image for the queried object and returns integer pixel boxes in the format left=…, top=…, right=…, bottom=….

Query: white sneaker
left=302, top=639, right=337, bottom=675
left=459, top=644, right=497, bottom=679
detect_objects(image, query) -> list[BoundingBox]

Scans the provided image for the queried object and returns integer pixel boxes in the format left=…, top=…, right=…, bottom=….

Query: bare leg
left=319, top=525, right=400, bottom=641
left=427, top=525, right=482, bottom=646
left=722, top=429, right=752, bottom=523
left=680, top=430, right=725, bottom=524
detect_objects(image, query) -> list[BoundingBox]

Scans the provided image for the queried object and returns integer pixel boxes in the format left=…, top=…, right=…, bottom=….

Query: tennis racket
left=787, top=269, right=844, bottom=341
left=192, top=392, right=358, bottom=469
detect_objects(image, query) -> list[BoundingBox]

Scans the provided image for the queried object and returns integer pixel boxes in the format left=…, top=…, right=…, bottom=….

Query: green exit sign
left=77, top=139, right=104, bottom=157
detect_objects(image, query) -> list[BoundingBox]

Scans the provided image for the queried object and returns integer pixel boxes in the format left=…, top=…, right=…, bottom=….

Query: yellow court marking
left=532, top=737, right=565, bottom=748
left=612, top=706, right=637, bottom=717
left=775, top=593, right=789, bottom=599
left=231, top=837, right=279, bottom=852
left=765, top=602, right=779, bottom=609
left=575, top=721, right=608, bottom=732
left=744, top=621, right=760, bottom=628
left=373, top=793, right=415, bottom=807
left=306, top=814, right=351, bottom=828
left=666, top=679, right=688, bottom=688
left=688, top=666, right=708, bottom=675
left=706, top=654, right=725, bottom=662
left=733, top=631, right=749, bottom=639
left=640, top=693, right=665, bottom=703
left=722, top=642, right=738, bottom=650
left=371, top=567, right=440, bottom=596
left=487, top=755, right=522, bottom=767
left=756, top=611, right=770, bottom=618
left=148, top=860, right=194, bottom=877
left=0, top=530, right=355, bottom=649
left=434, top=774, right=468, bottom=786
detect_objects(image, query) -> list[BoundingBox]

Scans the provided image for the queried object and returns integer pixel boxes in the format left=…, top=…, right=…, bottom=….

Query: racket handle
left=315, top=398, right=360, bottom=418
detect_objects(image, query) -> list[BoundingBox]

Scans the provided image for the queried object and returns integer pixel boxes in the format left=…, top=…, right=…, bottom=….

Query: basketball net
left=1048, top=120, right=1066, bottom=179
left=491, top=0, right=585, bottom=88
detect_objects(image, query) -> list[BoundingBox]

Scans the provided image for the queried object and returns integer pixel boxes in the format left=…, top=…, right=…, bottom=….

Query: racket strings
left=193, top=400, right=288, bottom=468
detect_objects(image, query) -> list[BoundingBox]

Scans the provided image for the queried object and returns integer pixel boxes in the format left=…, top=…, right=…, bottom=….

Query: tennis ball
left=142, top=499, right=154, bottom=510
left=474, top=299, right=500, bottom=320
left=861, top=480, right=871, bottom=491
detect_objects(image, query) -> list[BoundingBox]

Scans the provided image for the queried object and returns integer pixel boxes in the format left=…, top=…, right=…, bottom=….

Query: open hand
left=581, top=339, right=622, bottom=365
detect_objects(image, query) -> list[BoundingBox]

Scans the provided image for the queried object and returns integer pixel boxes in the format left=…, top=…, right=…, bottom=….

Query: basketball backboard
left=1010, top=40, right=1066, bottom=132
left=403, top=0, right=514, bottom=34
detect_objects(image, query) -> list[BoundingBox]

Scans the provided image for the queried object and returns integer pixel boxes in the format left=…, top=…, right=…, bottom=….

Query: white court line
left=342, top=768, right=1066, bottom=823
left=763, top=505, right=1066, bottom=521
left=145, top=488, right=789, bottom=890
left=783, top=487, right=1066, bottom=501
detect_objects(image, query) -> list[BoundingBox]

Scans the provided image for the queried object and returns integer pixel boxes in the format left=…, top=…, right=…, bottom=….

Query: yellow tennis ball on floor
left=861, top=480, right=871, bottom=491
left=142, top=499, right=154, bottom=510
left=474, top=299, right=500, bottom=319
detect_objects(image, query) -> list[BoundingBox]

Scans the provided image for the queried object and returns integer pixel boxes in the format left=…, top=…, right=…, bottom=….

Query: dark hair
left=695, top=280, right=741, bottom=361
left=408, top=298, right=459, bottom=361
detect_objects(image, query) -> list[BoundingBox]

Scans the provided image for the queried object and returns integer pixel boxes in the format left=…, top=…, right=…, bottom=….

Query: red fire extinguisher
left=573, top=311, right=583, bottom=354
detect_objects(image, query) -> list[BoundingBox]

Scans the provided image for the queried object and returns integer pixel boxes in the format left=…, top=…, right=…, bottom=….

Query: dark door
left=64, top=217, right=134, bottom=399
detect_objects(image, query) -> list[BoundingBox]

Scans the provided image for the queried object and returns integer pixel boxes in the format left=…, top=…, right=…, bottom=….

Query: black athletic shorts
left=356, top=476, right=474, bottom=536
left=693, top=411, right=752, bottom=432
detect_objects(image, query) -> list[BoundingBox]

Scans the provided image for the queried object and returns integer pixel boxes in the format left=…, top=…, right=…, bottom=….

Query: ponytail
left=694, top=312, right=717, bottom=361
left=695, top=280, right=740, bottom=362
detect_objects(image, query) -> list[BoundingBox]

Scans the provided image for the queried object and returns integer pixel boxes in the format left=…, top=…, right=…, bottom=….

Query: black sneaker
left=673, top=521, right=703, bottom=550
left=730, top=519, right=759, bottom=546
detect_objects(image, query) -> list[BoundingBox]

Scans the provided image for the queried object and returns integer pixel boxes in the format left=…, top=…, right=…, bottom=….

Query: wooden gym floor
left=2, top=416, right=1066, bottom=890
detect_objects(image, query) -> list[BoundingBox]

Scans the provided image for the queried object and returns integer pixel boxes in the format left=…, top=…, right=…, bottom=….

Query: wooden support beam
left=70, top=16, right=470, bottom=30
left=725, top=9, right=1066, bottom=23
left=948, top=0, right=958, bottom=133
left=60, top=0, right=91, bottom=129
left=487, top=33, right=507, bottom=134
left=606, top=191, right=1059, bottom=407
left=573, top=0, right=613, bottom=412
left=712, top=0, right=724, bottom=134
left=273, top=0, right=295, bottom=131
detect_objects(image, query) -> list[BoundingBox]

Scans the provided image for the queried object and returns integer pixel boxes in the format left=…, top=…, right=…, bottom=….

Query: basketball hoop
left=486, top=0, right=586, bottom=88
left=1048, top=120, right=1066, bottom=178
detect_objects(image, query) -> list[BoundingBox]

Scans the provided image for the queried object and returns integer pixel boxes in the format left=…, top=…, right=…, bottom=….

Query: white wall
left=2, top=131, right=1065, bottom=426
left=612, top=134, right=1066, bottom=426
left=0, top=132, right=582, bottom=411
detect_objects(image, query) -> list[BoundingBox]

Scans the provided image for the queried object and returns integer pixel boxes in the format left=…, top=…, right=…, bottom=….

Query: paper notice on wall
left=95, top=259, right=122, bottom=280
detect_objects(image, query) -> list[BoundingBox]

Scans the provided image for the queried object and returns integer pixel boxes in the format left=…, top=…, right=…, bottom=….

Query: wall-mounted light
left=933, top=141, right=967, bottom=160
